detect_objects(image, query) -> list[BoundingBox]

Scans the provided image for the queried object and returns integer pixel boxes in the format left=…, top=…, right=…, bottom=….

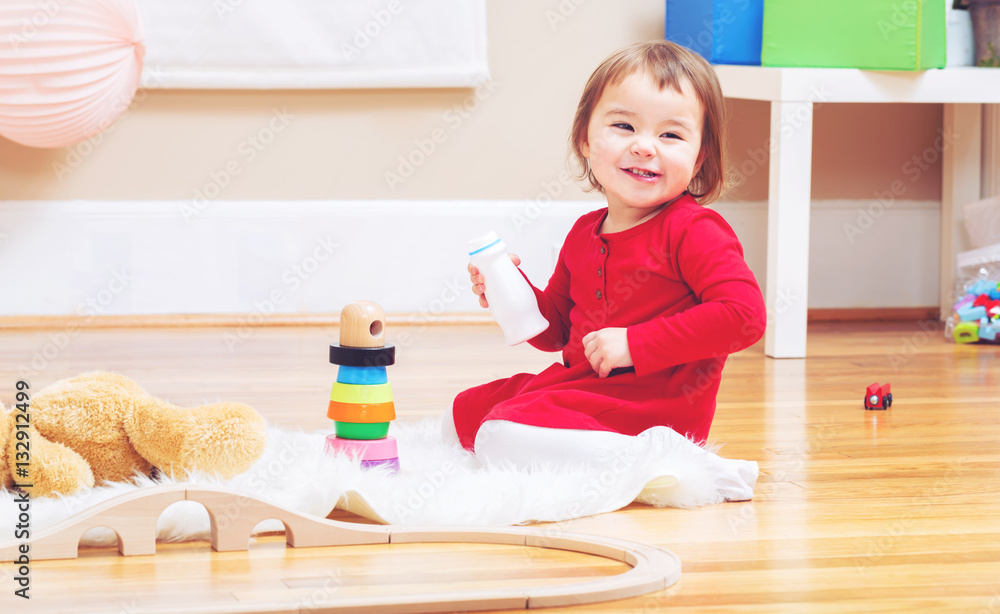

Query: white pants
left=442, top=404, right=758, bottom=503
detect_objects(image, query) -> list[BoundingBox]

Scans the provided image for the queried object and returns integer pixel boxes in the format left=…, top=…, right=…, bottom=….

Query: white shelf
left=714, top=65, right=1000, bottom=104
left=711, top=65, right=995, bottom=357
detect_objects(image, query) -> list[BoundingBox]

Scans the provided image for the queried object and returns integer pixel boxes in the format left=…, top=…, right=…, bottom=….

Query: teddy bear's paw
left=14, top=427, right=96, bottom=498
left=126, top=401, right=267, bottom=480
left=0, top=403, right=12, bottom=488
left=30, top=372, right=158, bottom=482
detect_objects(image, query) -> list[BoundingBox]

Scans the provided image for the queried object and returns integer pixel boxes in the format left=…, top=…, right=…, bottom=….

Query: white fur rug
left=0, top=417, right=758, bottom=547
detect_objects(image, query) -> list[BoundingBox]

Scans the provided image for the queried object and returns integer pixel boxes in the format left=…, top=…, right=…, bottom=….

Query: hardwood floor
left=1, top=320, right=999, bottom=613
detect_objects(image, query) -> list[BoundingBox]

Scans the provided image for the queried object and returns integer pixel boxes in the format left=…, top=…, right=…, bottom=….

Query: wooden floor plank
left=1, top=320, right=999, bottom=612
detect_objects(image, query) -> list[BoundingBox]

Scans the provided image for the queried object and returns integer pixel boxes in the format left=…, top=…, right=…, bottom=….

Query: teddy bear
left=0, top=372, right=267, bottom=498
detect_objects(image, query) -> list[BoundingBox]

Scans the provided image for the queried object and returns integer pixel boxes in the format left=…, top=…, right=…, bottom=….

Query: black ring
left=329, top=344, right=396, bottom=367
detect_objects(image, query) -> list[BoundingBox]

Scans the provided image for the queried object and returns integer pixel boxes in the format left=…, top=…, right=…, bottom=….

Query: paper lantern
left=0, top=0, right=144, bottom=149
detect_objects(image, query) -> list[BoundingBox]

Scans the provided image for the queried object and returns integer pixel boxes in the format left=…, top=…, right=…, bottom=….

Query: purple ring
left=360, top=457, right=400, bottom=473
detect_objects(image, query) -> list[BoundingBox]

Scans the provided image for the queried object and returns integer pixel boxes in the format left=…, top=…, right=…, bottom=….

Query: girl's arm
left=627, top=210, right=766, bottom=375
left=525, top=247, right=573, bottom=351
left=468, top=250, right=573, bottom=351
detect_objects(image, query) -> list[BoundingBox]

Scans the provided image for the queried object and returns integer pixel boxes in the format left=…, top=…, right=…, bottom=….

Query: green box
left=762, top=0, right=946, bottom=70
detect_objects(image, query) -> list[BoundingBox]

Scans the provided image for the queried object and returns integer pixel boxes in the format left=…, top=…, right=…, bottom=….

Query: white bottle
left=467, top=231, right=550, bottom=345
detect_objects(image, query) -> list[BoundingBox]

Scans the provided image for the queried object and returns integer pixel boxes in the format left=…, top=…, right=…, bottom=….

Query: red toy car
left=864, top=382, right=892, bottom=410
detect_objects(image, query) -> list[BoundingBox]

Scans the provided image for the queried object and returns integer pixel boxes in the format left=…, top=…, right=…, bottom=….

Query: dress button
left=597, top=267, right=602, bottom=277
left=595, top=289, right=602, bottom=300
left=600, top=246, right=606, bottom=254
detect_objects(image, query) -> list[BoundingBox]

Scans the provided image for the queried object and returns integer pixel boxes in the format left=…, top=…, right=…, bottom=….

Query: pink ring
left=324, top=435, right=398, bottom=460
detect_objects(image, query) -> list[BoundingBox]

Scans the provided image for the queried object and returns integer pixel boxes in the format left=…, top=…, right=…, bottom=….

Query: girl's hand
left=469, top=253, right=521, bottom=309
left=582, top=328, right=633, bottom=378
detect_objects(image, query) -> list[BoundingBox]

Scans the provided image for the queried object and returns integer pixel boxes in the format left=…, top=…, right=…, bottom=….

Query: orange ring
left=327, top=400, right=396, bottom=423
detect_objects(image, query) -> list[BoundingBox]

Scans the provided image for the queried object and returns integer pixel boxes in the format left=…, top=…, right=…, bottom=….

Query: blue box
left=665, top=0, right=764, bottom=65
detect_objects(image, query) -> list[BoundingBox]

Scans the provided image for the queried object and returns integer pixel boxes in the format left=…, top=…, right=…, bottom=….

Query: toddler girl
left=446, top=41, right=766, bottom=504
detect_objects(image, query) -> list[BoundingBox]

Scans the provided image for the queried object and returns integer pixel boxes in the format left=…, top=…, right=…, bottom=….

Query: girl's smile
left=581, top=71, right=705, bottom=232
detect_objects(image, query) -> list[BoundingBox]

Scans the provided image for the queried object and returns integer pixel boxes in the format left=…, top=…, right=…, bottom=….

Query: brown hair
left=569, top=40, right=727, bottom=205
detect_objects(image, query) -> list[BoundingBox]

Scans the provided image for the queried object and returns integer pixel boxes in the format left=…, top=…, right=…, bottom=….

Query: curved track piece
left=0, top=486, right=680, bottom=613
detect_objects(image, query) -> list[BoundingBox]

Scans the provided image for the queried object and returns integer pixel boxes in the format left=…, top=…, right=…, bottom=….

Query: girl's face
left=581, top=71, right=705, bottom=221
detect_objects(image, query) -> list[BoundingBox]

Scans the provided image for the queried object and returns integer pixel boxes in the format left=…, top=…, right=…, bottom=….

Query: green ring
left=335, top=421, right=390, bottom=440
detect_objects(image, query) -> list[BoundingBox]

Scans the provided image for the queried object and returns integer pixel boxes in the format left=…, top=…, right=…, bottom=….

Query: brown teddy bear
left=0, top=372, right=267, bottom=498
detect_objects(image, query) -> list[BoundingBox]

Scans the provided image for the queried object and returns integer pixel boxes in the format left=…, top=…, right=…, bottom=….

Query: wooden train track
left=0, top=485, right=680, bottom=613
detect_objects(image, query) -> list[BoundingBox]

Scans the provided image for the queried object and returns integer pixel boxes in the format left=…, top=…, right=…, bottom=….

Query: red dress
left=453, top=194, right=766, bottom=451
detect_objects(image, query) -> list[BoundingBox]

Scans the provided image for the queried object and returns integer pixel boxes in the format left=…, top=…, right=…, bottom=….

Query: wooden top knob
left=339, top=301, right=386, bottom=348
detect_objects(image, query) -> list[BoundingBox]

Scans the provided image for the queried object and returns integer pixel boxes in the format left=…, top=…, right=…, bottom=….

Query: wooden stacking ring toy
left=336, top=365, right=388, bottom=385
left=325, top=434, right=398, bottom=460
left=330, top=381, right=394, bottom=404
left=361, top=457, right=400, bottom=471
left=327, top=400, right=396, bottom=423
left=325, top=301, right=400, bottom=473
left=335, top=421, right=390, bottom=440
left=328, top=344, right=396, bottom=367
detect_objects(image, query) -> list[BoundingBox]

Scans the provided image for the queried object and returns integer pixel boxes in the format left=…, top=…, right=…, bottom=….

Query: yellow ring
left=330, top=382, right=393, bottom=404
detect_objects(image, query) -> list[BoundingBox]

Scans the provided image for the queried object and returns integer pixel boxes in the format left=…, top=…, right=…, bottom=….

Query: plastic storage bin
left=761, top=0, right=946, bottom=70
left=962, top=195, right=1000, bottom=250
left=947, top=243, right=1000, bottom=344
left=665, top=0, right=764, bottom=65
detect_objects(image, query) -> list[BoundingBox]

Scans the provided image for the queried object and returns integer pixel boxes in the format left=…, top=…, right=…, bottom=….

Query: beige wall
left=0, top=0, right=942, bottom=205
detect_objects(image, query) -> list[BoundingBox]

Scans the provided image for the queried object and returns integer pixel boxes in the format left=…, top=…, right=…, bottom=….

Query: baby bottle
left=467, top=231, right=550, bottom=345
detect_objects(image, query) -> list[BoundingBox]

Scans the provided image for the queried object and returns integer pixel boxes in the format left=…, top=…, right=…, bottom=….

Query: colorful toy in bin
left=978, top=318, right=1000, bottom=342
left=954, top=321, right=981, bottom=344
left=324, top=301, right=399, bottom=473
left=969, top=279, right=1000, bottom=297
left=864, top=382, right=892, bottom=410
left=950, top=277, right=1000, bottom=343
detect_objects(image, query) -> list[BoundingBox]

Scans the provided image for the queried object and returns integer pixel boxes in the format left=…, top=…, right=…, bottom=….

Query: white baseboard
left=0, top=199, right=940, bottom=317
